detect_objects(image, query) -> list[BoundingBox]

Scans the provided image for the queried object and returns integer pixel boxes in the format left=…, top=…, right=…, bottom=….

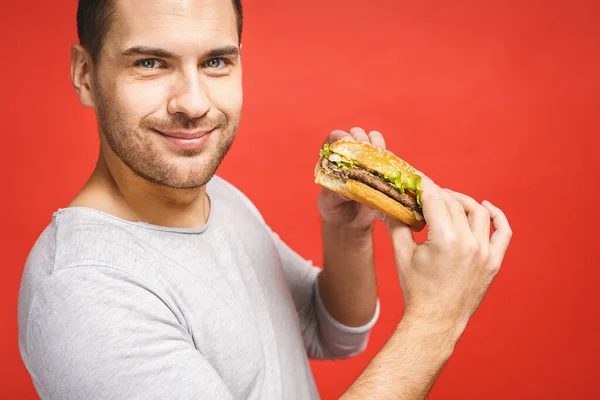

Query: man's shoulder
left=18, top=208, right=152, bottom=307
left=16, top=208, right=149, bottom=361
left=50, top=207, right=153, bottom=268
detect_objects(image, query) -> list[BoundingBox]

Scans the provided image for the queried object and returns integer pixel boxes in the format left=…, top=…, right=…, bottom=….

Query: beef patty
left=320, top=157, right=420, bottom=212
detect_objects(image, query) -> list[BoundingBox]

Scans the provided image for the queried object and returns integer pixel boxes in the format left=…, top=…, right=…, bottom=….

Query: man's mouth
left=154, top=128, right=216, bottom=150
left=157, top=129, right=215, bottom=140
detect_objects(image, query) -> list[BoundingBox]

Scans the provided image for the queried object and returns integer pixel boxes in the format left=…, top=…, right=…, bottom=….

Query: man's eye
left=205, top=58, right=229, bottom=69
left=137, top=59, right=161, bottom=69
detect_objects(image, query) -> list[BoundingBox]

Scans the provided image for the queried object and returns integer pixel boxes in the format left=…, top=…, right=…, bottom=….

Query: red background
left=2, top=0, right=599, bottom=398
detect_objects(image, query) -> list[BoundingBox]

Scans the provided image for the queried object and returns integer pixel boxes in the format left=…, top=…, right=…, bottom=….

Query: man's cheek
left=208, top=79, right=243, bottom=114
left=121, top=82, right=168, bottom=115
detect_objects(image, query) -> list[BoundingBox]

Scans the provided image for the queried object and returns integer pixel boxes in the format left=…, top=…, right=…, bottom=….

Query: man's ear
left=70, top=44, right=96, bottom=108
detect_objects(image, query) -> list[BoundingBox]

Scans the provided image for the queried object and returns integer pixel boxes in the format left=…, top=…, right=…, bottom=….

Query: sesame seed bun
left=329, top=140, right=418, bottom=179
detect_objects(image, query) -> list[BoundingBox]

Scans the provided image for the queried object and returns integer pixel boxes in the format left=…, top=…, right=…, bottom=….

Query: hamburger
left=314, top=140, right=426, bottom=231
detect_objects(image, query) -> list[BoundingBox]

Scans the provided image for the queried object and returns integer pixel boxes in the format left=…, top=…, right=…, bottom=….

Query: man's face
left=92, top=0, right=242, bottom=189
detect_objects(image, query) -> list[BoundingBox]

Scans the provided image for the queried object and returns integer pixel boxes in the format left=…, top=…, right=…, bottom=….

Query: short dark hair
left=77, top=0, right=243, bottom=63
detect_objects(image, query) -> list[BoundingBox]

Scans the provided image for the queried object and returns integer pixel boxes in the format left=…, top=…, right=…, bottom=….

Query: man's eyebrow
left=203, top=46, right=240, bottom=59
left=121, top=45, right=240, bottom=59
left=121, top=46, right=178, bottom=59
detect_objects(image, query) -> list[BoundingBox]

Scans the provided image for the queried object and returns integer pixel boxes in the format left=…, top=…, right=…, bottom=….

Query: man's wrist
left=319, top=221, right=377, bottom=327
left=396, top=312, right=465, bottom=359
left=321, top=221, right=373, bottom=249
left=341, top=310, right=464, bottom=399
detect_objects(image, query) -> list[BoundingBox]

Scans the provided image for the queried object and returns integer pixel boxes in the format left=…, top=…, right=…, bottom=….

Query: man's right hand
left=382, top=172, right=513, bottom=332
left=343, top=174, right=512, bottom=399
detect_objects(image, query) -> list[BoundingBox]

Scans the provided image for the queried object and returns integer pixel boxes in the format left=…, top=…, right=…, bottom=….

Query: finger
left=482, top=200, right=513, bottom=262
left=368, top=130, right=386, bottom=150
left=337, top=193, right=351, bottom=202
left=324, top=190, right=352, bottom=203
left=441, top=189, right=471, bottom=238
left=319, top=184, right=352, bottom=203
left=415, top=173, right=454, bottom=238
left=444, top=189, right=491, bottom=245
left=376, top=211, right=415, bottom=264
left=349, top=127, right=370, bottom=143
left=318, top=190, right=352, bottom=222
left=325, top=130, right=353, bottom=145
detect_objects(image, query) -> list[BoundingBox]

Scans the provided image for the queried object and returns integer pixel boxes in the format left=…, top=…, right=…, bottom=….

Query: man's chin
left=136, top=171, right=215, bottom=190
left=158, top=162, right=220, bottom=189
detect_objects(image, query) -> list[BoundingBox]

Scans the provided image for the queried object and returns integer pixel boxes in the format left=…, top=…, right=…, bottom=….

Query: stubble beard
left=94, top=79, right=239, bottom=190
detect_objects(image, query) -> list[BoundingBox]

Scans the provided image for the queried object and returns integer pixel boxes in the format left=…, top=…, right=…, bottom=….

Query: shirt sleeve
left=223, top=179, right=380, bottom=360
left=22, top=266, right=235, bottom=400
left=270, top=232, right=380, bottom=360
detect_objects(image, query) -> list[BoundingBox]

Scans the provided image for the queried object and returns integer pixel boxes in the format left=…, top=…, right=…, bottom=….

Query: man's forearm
left=342, top=316, right=463, bottom=399
left=318, top=222, right=378, bottom=327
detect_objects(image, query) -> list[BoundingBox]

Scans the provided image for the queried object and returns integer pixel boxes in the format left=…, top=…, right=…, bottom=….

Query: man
left=17, top=0, right=512, bottom=398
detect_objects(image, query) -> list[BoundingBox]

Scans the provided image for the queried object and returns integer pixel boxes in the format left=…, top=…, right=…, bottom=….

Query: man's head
left=71, top=0, right=244, bottom=189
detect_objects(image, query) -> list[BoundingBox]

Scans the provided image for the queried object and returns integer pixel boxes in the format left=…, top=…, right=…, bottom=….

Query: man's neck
left=69, top=147, right=210, bottom=230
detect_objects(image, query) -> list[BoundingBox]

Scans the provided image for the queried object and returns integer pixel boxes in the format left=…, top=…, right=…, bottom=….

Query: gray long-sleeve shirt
left=17, top=176, right=379, bottom=399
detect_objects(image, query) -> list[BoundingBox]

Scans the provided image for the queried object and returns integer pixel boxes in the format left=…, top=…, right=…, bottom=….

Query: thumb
left=376, top=211, right=415, bottom=263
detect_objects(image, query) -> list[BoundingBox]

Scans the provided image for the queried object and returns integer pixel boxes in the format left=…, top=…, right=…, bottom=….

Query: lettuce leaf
left=394, top=176, right=405, bottom=194
left=319, top=143, right=331, bottom=158
left=405, top=174, right=422, bottom=192
left=336, top=160, right=355, bottom=170
left=415, top=189, right=423, bottom=207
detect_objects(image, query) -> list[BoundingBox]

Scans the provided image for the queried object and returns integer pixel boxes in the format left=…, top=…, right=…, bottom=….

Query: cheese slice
left=328, top=153, right=352, bottom=163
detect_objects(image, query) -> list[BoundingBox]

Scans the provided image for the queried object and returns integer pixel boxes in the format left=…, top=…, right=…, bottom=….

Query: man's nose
left=167, top=73, right=211, bottom=119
